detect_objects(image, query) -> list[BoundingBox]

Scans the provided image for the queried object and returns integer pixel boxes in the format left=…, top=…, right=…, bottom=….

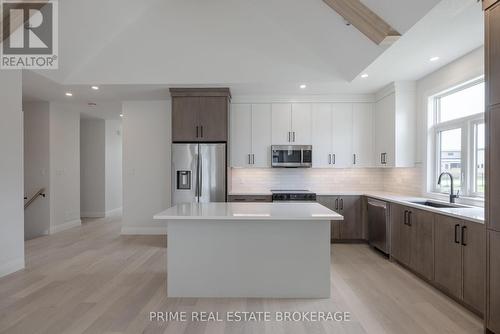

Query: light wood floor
left=0, top=215, right=483, bottom=334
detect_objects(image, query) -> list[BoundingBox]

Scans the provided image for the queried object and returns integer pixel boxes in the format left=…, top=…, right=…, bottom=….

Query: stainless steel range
left=271, top=190, right=317, bottom=202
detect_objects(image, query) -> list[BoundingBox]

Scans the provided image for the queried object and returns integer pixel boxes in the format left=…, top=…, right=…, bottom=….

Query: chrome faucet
left=437, top=172, right=460, bottom=203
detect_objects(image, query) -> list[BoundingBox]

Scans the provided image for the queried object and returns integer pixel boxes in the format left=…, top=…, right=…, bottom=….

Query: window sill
left=425, top=192, right=484, bottom=208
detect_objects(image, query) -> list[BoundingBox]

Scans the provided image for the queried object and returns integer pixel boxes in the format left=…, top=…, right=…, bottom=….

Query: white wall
left=122, top=101, right=171, bottom=234
left=0, top=71, right=25, bottom=277
left=416, top=47, right=484, bottom=198
left=49, top=103, right=81, bottom=233
left=23, top=102, right=51, bottom=239
left=105, top=120, right=123, bottom=214
left=80, top=119, right=106, bottom=217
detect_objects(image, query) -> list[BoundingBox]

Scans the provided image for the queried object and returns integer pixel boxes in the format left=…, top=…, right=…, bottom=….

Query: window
left=431, top=79, right=485, bottom=198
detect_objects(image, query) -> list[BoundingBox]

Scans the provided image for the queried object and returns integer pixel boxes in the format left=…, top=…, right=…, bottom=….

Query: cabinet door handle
left=252, top=154, right=255, bottom=165
left=288, top=132, right=291, bottom=142
left=332, top=154, right=336, bottom=165
left=353, top=154, right=357, bottom=165
left=461, top=226, right=467, bottom=246
left=335, top=198, right=339, bottom=210
left=407, top=211, right=412, bottom=226
left=293, top=132, right=296, bottom=142
left=381, top=153, right=383, bottom=164
left=404, top=210, right=408, bottom=225
left=248, top=154, right=251, bottom=164
left=454, top=224, right=461, bottom=244
left=328, top=154, right=332, bottom=165
left=196, top=126, right=199, bottom=138
left=340, top=199, right=344, bottom=210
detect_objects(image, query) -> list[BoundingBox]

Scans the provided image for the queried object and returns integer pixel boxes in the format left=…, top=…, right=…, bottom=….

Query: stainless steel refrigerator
left=172, top=143, right=226, bottom=204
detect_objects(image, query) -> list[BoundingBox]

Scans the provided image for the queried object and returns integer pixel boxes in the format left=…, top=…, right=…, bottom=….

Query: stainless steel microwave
left=271, top=145, right=312, bottom=168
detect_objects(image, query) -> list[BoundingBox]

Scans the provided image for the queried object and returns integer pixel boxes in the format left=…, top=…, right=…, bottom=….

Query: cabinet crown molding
left=169, top=88, right=231, bottom=99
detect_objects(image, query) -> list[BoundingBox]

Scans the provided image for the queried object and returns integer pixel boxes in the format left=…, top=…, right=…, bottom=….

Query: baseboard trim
left=0, top=257, right=25, bottom=278
left=50, top=219, right=81, bottom=234
left=105, top=207, right=122, bottom=217
left=81, top=212, right=105, bottom=218
left=121, top=226, right=167, bottom=235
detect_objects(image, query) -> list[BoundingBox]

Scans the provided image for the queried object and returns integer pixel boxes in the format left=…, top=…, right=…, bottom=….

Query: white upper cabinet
left=332, top=103, right=354, bottom=168
left=352, top=103, right=374, bottom=167
left=312, top=103, right=354, bottom=168
left=374, top=82, right=416, bottom=167
left=230, top=104, right=252, bottom=167
left=230, top=104, right=272, bottom=168
left=312, top=104, right=333, bottom=168
left=291, top=103, right=312, bottom=145
left=271, top=104, right=292, bottom=145
left=271, top=103, right=312, bottom=145
left=251, top=104, right=272, bottom=167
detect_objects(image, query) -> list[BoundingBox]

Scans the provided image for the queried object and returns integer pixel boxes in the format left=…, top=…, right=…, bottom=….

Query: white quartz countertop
left=228, top=191, right=485, bottom=224
left=154, top=202, right=343, bottom=221
left=362, top=192, right=484, bottom=224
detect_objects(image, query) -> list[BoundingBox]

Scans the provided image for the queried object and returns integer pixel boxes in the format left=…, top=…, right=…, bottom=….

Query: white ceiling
left=23, top=0, right=484, bottom=116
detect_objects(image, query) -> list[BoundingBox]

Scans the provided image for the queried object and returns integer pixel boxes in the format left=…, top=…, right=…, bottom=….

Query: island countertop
left=154, top=202, right=343, bottom=221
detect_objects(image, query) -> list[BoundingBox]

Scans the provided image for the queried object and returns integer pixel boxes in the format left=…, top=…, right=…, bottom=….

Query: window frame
left=470, top=120, right=485, bottom=197
left=430, top=79, right=485, bottom=198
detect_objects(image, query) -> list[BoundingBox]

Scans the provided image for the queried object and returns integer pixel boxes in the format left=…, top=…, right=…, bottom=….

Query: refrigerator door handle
left=195, top=153, right=199, bottom=198
left=199, top=154, right=203, bottom=197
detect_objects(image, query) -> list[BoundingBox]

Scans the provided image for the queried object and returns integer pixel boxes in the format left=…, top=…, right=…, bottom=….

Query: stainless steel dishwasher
left=367, top=198, right=390, bottom=255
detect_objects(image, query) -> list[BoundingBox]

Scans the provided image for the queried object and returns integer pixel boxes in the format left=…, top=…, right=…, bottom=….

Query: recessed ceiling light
left=65, top=92, right=73, bottom=97
left=119, top=114, right=123, bottom=118
left=299, top=84, right=307, bottom=89
left=91, top=86, right=99, bottom=90
left=361, top=73, right=369, bottom=78
left=430, top=56, right=440, bottom=62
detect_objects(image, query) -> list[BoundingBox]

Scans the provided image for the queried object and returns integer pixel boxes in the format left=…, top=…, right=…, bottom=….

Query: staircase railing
left=24, top=188, right=46, bottom=210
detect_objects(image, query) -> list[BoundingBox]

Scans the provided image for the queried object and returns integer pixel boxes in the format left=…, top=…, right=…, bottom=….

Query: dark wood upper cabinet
left=172, top=97, right=200, bottom=142
left=409, top=209, right=435, bottom=281
left=486, top=1, right=500, bottom=107
left=170, top=88, right=230, bottom=142
left=488, top=104, right=500, bottom=233
left=197, top=97, right=228, bottom=142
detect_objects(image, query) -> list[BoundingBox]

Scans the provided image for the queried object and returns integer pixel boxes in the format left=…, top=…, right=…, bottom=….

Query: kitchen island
left=154, top=202, right=342, bottom=298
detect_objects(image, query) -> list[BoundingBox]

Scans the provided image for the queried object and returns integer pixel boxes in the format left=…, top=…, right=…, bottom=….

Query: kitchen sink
left=409, top=201, right=471, bottom=209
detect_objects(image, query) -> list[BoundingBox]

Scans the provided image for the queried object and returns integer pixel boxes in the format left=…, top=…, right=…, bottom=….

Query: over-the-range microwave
left=271, top=145, right=312, bottom=168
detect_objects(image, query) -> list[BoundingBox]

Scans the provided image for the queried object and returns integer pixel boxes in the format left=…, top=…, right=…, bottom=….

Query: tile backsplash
left=230, top=167, right=423, bottom=195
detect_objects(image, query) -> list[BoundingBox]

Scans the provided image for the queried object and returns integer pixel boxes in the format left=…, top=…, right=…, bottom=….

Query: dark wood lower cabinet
left=317, top=195, right=361, bottom=241
left=390, top=204, right=411, bottom=266
left=434, top=215, right=463, bottom=300
left=487, top=230, right=500, bottom=333
left=391, top=204, right=434, bottom=280
left=317, top=196, right=340, bottom=240
left=390, top=204, right=484, bottom=315
left=409, top=209, right=435, bottom=281
left=462, top=221, right=486, bottom=314
left=339, top=196, right=362, bottom=240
